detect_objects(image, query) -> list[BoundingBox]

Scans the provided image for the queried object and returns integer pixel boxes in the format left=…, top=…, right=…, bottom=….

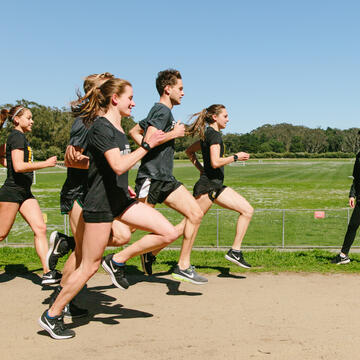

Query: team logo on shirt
left=27, top=146, right=32, bottom=163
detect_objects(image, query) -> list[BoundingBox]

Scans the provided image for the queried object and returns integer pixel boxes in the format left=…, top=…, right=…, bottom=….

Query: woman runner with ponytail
left=0, top=106, right=59, bottom=284
left=186, top=104, right=254, bottom=268
left=38, top=77, right=178, bottom=340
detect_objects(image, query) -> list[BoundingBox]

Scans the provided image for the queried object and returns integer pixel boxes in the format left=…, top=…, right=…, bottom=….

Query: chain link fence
left=2, top=207, right=357, bottom=249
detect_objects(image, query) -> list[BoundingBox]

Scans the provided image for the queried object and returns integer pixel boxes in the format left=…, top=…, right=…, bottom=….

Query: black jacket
left=349, top=152, right=360, bottom=199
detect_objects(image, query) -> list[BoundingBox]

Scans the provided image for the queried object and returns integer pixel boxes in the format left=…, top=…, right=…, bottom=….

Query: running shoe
left=101, top=254, right=129, bottom=289
left=331, top=253, right=351, bottom=265
left=63, top=301, right=89, bottom=319
left=140, top=252, right=156, bottom=275
left=225, top=249, right=252, bottom=269
left=46, top=231, right=75, bottom=270
left=38, top=310, right=75, bottom=340
left=41, top=270, right=62, bottom=285
left=171, top=265, right=208, bottom=285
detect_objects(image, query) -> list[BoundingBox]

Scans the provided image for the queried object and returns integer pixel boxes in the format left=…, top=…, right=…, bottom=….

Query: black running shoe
left=332, top=253, right=350, bottom=265
left=38, top=310, right=75, bottom=340
left=46, top=231, right=75, bottom=270
left=225, top=249, right=251, bottom=269
left=140, top=252, right=156, bottom=275
left=171, top=265, right=208, bottom=285
left=63, top=301, right=89, bottom=319
left=101, top=254, right=129, bottom=289
left=41, top=270, right=62, bottom=285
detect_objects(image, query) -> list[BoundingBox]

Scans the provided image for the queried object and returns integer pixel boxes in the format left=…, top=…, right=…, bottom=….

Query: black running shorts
left=135, top=178, right=182, bottom=205
left=60, top=197, right=84, bottom=215
left=0, top=185, right=35, bottom=204
left=193, top=176, right=227, bottom=202
left=83, top=199, right=137, bottom=223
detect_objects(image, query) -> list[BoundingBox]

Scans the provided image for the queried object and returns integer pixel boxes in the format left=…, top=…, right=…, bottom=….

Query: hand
left=349, top=197, right=355, bottom=208
left=173, top=120, right=185, bottom=138
left=128, top=186, right=136, bottom=198
left=236, top=152, right=250, bottom=161
left=144, top=129, right=165, bottom=148
left=46, top=156, right=57, bottom=167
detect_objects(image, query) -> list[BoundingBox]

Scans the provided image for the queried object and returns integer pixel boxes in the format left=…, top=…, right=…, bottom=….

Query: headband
left=12, top=107, right=24, bottom=120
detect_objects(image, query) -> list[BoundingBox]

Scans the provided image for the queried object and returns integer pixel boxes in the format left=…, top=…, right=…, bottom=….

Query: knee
left=110, top=229, right=131, bottom=246
left=188, top=208, right=204, bottom=225
left=82, top=260, right=100, bottom=278
left=241, top=205, right=254, bottom=219
left=162, top=226, right=179, bottom=245
left=33, top=223, right=47, bottom=237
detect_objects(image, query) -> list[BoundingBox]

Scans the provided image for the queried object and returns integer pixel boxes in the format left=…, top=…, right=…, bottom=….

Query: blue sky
left=1, top=0, right=359, bottom=134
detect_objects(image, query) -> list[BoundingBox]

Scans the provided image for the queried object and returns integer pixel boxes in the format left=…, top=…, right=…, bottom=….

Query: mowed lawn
left=0, top=159, right=357, bottom=248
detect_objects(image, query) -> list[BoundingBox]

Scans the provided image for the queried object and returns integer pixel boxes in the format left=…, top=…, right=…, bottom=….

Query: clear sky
left=1, top=0, right=359, bottom=134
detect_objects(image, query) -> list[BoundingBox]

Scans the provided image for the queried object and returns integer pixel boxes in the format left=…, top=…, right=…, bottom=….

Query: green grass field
left=0, top=158, right=358, bottom=248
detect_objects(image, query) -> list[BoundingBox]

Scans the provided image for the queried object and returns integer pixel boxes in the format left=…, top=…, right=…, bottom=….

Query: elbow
left=210, top=161, right=220, bottom=169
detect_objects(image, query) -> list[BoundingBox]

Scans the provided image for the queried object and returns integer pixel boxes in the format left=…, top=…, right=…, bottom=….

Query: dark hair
left=186, top=104, right=226, bottom=140
left=0, top=105, right=28, bottom=129
left=155, top=69, right=182, bottom=96
left=71, top=77, right=132, bottom=127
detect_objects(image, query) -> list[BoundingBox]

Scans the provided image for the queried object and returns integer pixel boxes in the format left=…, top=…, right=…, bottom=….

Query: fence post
left=282, top=209, right=285, bottom=248
left=216, top=209, right=219, bottom=248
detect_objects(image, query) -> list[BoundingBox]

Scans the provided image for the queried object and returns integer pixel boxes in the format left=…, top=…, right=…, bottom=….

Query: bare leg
left=108, top=219, right=132, bottom=247
left=0, top=202, right=19, bottom=242
left=60, top=201, right=84, bottom=285
left=112, top=202, right=178, bottom=263
left=49, top=222, right=112, bottom=317
left=19, top=199, right=50, bottom=273
left=164, top=185, right=203, bottom=269
left=215, top=187, right=254, bottom=250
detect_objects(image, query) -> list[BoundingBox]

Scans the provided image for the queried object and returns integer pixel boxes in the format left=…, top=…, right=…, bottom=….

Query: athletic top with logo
left=349, top=151, right=360, bottom=199
left=60, top=117, right=89, bottom=200
left=4, top=129, right=33, bottom=189
left=200, top=126, right=225, bottom=185
left=136, top=103, right=176, bottom=182
left=83, top=117, right=132, bottom=215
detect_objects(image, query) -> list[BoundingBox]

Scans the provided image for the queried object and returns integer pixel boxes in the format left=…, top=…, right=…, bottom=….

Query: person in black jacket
left=332, top=150, right=360, bottom=264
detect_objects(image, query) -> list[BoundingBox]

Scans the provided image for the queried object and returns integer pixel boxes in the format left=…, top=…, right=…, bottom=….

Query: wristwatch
left=141, top=141, right=151, bottom=151
left=233, top=154, right=238, bottom=162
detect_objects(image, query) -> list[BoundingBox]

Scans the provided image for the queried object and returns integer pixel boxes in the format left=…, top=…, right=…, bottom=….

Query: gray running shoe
left=38, top=310, right=75, bottom=340
left=41, top=270, right=62, bottom=285
left=332, top=253, right=350, bottom=265
left=171, top=265, right=208, bottom=285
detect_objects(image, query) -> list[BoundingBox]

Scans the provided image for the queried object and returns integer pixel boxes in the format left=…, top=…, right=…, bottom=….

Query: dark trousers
left=341, top=202, right=360, bottom=254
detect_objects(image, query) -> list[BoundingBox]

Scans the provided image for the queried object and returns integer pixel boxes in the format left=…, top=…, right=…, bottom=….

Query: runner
left=39, top=77, right=178, bottom=339
left=128, top=69, right=206, bottom=284
left=47, top=73, right=137, bottom=318
left=0, top=106, right=60, bottom=284
left=185, top=104, right=253, bottom=268
left=332, top=148, right=360, bottom=264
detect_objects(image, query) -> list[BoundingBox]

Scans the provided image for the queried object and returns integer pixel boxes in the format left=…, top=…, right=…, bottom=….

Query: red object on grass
left=314, top=211, right=325, bottom=219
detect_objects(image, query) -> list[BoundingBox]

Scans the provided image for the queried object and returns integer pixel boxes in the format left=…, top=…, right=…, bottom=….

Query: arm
left=130, top=121, right=185, bottom=148
left=104, top=130, right=165, bottom=176
left=209, top=145, right=250, bottom=169
left=349, top=183, right=356, bottom=208
left=129, top=124, right=144, bottom=146
left=12, top=149, right=57, bottom=172
left=185, top=140, right=204, bottom=174
left=0, top=143, right=6, bottom=167
left=64, top=145, right=89, bottom=169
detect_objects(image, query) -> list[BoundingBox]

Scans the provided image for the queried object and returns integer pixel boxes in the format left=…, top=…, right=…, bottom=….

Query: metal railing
left=1, top=207, right=356, bottom=249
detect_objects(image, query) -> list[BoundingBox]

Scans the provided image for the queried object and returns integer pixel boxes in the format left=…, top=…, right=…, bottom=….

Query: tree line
left=1, top=100, right=359, bottom=160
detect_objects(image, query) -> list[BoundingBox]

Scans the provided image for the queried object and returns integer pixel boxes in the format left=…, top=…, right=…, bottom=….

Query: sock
left=232, top=249, right=241, bottom=254
left=112, top=259, right=125, bottom=267
left=46, top=310, right=57, bottom=319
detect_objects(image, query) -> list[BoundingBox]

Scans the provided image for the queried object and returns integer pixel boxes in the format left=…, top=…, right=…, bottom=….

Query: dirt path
left=0, top=272, right=359, bottom=360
